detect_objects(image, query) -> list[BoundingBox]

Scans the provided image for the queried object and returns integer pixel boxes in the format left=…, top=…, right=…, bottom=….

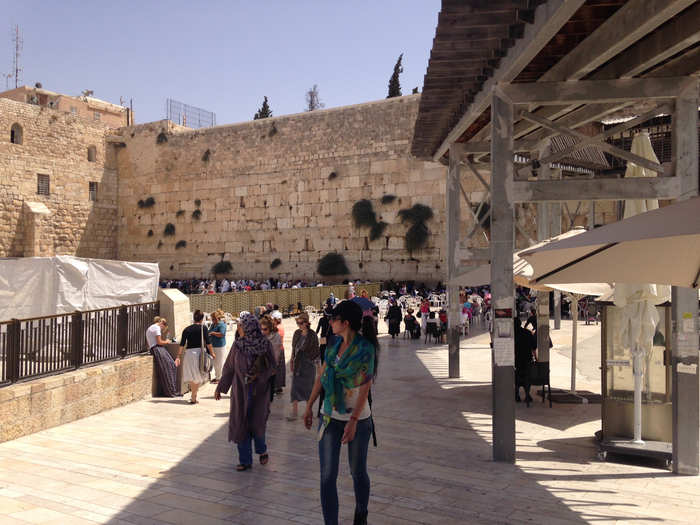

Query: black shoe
left=353, top=509, right=368, bottom=525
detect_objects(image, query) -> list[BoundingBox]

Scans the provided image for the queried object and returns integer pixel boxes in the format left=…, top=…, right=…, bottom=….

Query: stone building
left=0, top=85, right=130, bottom=128
left=0, top=97, right=118, bottom=259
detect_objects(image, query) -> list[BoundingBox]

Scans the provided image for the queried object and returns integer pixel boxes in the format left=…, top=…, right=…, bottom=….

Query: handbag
left=199, top=323, right=214, bottom=374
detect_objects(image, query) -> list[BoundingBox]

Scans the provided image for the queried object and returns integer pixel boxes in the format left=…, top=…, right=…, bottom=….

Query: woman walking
left=215, top=313, right=276, bottom=471
left=177, top=310, right=214, bottom=404
left=209, top=310, right=227, bottom=384
left=385, top=299, right=402, bottom=339
left=260, top=316, right=283, bottom=389
left=271, top=311, right=286, bottom=394
left=146, top=316, right=179, bottom=397
left=288, top=312, right=319, bottom=420
left=304, top=300, right=378, bottom=525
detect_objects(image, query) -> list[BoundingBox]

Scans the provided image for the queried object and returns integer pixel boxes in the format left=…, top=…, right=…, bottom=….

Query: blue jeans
left=319, top=417, right=372, bottom=525
left=237, top=433, right=266, bottom=466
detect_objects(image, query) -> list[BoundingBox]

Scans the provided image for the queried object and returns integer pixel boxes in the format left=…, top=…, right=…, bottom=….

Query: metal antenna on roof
left=11, top=24, right=23, bottom=89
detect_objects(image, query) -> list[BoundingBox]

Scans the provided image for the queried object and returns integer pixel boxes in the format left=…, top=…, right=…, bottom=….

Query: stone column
left=22, top=201, right=53, bottom=257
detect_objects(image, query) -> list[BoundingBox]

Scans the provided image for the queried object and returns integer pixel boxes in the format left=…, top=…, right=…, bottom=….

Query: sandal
left=236, top=464, right=252, bottom=471
left=259, top=453, right=269, bottom=465
left=189, top=399, right=198, bottom=404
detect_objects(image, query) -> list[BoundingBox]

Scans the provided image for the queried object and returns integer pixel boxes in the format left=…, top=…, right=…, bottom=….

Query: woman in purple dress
left=214, top=313, right=277, bottom=471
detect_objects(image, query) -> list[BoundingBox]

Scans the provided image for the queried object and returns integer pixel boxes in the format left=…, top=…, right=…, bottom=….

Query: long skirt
left=274, top=348, right=286, bottom=390
left=151, top=345, right=179, bottom=397
left=182, top=347, right=209, bottom=385
left=290, top=354, right=316, bottom=403
left=388, top=319, right=401, bottom=336
left=212, top=345, right=226, bottom=380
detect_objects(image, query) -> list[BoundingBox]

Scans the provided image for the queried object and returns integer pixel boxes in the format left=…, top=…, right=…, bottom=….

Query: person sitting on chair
left=514, top=318, right=536, bottom=403
left=404, top=309, right=420, bottom=339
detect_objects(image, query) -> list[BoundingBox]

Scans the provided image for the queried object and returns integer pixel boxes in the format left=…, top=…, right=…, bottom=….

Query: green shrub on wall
left=212, top=261, right=233, bottom=274
left=369, top=221, right=387, bottom=241
left=398, top=203, right=434, bottom=253
left=317, top=253, right=349, bottom=276
left=381, top=194, right=396, bottom=204
left=137, top=197, right=155, bottom=209
left=175, top=240, right=187, bottom=249
left=352, top=199, right=376, bottom=228
left=164, top=223, right=175, bottom=236
left=192, top=209, right=202, bottom=220
left=270, top=258, right=282, bottom=269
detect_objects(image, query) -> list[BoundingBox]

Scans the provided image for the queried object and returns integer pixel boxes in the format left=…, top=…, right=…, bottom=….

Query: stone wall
left=0, top=356, right=152, bottom=443
left=0, top=97, right=118, bottom=259
left=113, top=95, right=455, bottom=283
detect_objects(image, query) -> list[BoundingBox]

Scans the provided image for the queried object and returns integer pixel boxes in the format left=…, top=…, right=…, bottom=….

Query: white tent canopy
left=0, top=256, right=160, bottom=321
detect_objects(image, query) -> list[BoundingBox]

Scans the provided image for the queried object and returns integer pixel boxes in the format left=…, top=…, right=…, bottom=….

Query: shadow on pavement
left=104, top=330, right=665, bottom=524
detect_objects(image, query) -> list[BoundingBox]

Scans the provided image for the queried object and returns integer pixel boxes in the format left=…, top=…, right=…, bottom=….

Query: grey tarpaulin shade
left=520, top=196, right=700, bottom=289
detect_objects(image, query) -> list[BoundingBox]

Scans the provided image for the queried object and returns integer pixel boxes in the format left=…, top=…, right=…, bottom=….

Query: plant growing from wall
left=317, top=252, right=349, bottom=276
left=137, top=197, right=155, bottom=208
left=175, top=240, right=187, bottom=249
left=328, top=171, right=338, bottom=180
left=351, top=199, right=376, bottom=228
left=202, top=149, right=210, bottom=162
left=398, top=203, right=434, bottom=253
left=270, top=258, right=282, bottom=269
left=369, top=221, right=388, bottom=241
left=192, top=209, right=202, bottom=220
left=157, top=240, right=163, bottom=249
left=164, top=223, right=175, bottom=236
left=147, top=229, right=153, bottom=237
left=212, top=260, right=233, bottom=275
left=194, top=199, right=201, bottom=208
left=156, top=131, right=168, bottom=144
left=381, top=194, right=397, bottom=204
left=176, top=209, right=185, bottom=217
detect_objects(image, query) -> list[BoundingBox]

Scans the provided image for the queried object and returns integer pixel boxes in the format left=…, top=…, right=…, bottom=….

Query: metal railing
left=0, top=301, right=159, bottom=387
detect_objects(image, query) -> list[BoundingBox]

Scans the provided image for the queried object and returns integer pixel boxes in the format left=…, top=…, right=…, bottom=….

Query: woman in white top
left=146, top=316, right=179, bottom=397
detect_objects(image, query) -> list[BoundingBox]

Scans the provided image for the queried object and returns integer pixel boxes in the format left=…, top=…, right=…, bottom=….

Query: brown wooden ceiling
left=412, top=0, right=629, bottom=159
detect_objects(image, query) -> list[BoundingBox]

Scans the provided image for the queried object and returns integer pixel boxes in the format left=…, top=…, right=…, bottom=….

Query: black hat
left=332, top=300, right=362, bottom=328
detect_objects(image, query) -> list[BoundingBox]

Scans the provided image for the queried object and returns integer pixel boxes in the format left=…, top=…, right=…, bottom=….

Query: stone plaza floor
left=1, top=318, right=699, bottom=524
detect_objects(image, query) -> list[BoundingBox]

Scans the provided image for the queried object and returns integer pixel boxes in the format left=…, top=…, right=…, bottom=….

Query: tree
left=305, top=84, right=324, bottom=111
left=387, top=53, right=403, bottom=98
left=253, top=96, right=272, bottom=120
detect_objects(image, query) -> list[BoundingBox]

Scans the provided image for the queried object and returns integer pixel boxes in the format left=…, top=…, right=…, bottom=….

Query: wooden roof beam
left=471, top=0, right=698, bottom=144
left=432, top=0, right=586, bottom=161
left=540, top=0, right=696, bottom=81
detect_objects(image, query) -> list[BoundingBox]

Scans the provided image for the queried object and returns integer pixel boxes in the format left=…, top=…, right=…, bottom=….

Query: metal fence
left=188, top=283, right=382, bottom=316
left=0, top=302, right=159, bottom=387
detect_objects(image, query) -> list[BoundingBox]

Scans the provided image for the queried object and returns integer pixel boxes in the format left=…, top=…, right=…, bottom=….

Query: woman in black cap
left=304, top=300, right=379, bottom=525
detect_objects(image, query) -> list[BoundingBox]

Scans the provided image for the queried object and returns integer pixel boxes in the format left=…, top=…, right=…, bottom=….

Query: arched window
left=87, top=145, right=97, bottom=162
left=10, top=123, right=23, bottom=145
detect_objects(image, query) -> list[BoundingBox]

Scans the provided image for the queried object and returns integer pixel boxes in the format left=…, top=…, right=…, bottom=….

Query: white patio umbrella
left=519, top=195, right=700, bottom=289
left=614, top=133, right=669, bottom=443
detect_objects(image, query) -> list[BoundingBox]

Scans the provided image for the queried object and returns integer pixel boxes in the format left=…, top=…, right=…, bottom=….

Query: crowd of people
left=159, top=277, right=375, bottom=295
left=147, top=294, right=379, bottom=525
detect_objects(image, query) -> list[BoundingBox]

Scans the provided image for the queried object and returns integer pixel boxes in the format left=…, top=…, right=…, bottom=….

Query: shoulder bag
left=199, top=323, right=214, bottom=374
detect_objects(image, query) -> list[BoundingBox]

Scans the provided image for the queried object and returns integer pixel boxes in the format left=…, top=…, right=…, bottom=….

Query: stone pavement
left=1, top=318, right=699, bottom=524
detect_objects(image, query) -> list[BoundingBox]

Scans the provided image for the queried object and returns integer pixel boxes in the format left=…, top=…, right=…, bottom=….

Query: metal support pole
left=671, top=287, right=699, bottom=474
left=490, top=87, right=516, bottom=463
left=447, top=144, right=463, bottom=378
left=671, top=79, right=699, bottom=475
left=71, top=312, right=83, bottom=370
left=117, top=306, right=128, bottom=358
left=8, top=319, right=20, bottom=383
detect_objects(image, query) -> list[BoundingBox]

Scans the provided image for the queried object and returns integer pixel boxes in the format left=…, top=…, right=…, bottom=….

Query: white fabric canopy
left=0, top=256, right=159, bottom=321
left=520, top=196, right=700, bottom=288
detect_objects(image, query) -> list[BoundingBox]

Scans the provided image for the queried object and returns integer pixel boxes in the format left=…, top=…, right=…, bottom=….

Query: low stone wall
left=0, top=355, right=152, bottom=443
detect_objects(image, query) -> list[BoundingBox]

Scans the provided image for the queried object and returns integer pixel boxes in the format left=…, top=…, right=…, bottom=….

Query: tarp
left=0, top=256, right=159, bottom=321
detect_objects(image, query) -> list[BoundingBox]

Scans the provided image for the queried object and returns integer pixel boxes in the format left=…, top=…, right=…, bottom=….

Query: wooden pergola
left=412, top=0, right=699, bottom=473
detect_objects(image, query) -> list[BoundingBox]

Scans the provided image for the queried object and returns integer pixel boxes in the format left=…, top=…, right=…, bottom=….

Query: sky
left=3, top=1, right=441, bottom=125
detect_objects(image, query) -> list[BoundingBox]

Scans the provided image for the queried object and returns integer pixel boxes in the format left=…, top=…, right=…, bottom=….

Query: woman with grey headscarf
left=215, top=313, right=277, bottom=471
